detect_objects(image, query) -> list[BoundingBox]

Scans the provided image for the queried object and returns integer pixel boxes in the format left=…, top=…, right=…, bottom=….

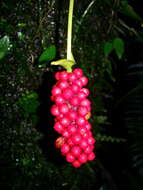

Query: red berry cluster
left=51, top=68, right=96, bottom=167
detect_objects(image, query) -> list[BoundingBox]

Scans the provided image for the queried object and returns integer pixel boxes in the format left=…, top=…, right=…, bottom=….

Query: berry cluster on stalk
left=51, top=68, right=96, bottom=168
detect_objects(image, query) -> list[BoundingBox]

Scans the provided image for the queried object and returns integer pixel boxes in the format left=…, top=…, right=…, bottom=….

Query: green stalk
left=51, top=0, right=75, bottom=72
left=67, top=0, right=74, bottom=61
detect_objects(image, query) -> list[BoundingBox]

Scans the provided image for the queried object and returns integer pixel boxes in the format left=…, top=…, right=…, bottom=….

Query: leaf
left=0, top=35, right=10, bottom=60
left=104, top=42, right=113, bottom=57
left=113, top=38, right=124, bottom=59
left=120, top=3, right=142, bottom=22
left=39, top=45, right=56, bottom=63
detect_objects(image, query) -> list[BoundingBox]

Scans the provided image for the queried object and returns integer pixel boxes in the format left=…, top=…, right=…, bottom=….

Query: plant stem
left=67, top=0, right=74, bottom=60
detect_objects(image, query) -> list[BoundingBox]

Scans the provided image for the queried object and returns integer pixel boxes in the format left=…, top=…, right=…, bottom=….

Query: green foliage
left=0, top=35, right=11, bottom=60
left=96, top=133, right=126, bottom=143
left=104, top=38, right=125, bottom=59
left=18, top=92, right=40, bottom=114
left=104, top=42, right=113, bottom=57
left=38, top=45, right=56, bottom=64
left=120, top=1, right=143, bottom=22
left=113, top=38, right=125, bottom=59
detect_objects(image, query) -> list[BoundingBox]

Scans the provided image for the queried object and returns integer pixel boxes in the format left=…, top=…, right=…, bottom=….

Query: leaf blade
left=39, top=45, right=56, bottom=63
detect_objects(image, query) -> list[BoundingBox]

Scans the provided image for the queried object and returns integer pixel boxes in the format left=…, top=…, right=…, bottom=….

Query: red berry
left=55, top=95, right=65, bottom=104
left=61, top=144, right=70, bottom=154
left=67, top=138, right=74, bottom=146
left=76, top=116, right=86, bottom=126
left=85, top=122, right=91, bottom=130
left=68, top=73, right=77, bottom=82
left=52, top=86, right=62, bottom=96
left=88, top=152, right=95, bottom=161
left=80, top=99, right=91, bottom=107
left=72, top=133, right=82, bottom=144
left=80, top=139, right=88, bottom=149
left=68, top=110, right=78, bottom=120
left=62, top=130, right=71, bottom=138
left=70, top=84, right=80, bottom=93
left=74, top=68, right=83, bottom=78
left=66, top=153, right=75, bottom=163
left=72, top=160, right=81, bottom=168
left=74, top=80, right=83, bottom=88
left=57, top=113, right=64, bottom=120
left=60, top=117, right=70, bottom=127
left=54, top=122, right=64, bottom=133
left=68, top=124, right=77, bottom=134
left=78, top=126, right=87, bottom=135
left=82, top=132, right=89, bottom=138
left=58, top=81, right=69, bottom=89
left=78, top=153, right=87, bottom=163
left=70, top=96, right=80, bottom=106
left=84, top=145, right=94, bottom=154
left=62, top=88, right=73, bottom=99
left=55, top=72, right=60, bottom=80
left=87, top=137, right=96, bottom=145
left=78, top=106, right=88, bottom=116
left=59, top=103, right=69, bottom=114
left=77, top=91, right=86, bottom=100
left=71, top=146, right=82, bottom=157
left=80, top=76, right=88, bottom=86
left=51, top=105, right=60, bottom=116
left=59, top=71, right=69, bottom=80
left=81, top=88, right=90, bottom=96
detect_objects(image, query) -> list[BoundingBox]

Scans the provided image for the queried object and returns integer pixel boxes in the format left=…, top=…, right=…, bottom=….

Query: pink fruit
left=80, top=76, right=88, bottom=86
left=62, top=88, right=73, bottom=99
left=74, top=79, right=83, bottom=88
left=78, top=126, right=87, bottom=135
left=85, top=122, right=91, bottom=130
left=68, top=124, right=77, bottom=134
left=70, top=96, right=80, bottom=106
left=68, top=110, right=78, bottom=120
left=67, top=138, right=74, bottom=146
left=76, top=116, right=86, bottom=126
left=81, top=88, right=90, bottom=96
left=62, top=130, right=71, bottom=138
left=60, top=117, right=70, bottom=127
left=52, top=86, right=62, bottom=96
left=51, top=105, right=60, bottom=116
left=77, top=91, right=86, bottom=100
left=78, top=153, right=87, bottom=163
left=87, top=137, right=96, bottom=145
left=80, top=99, right=91, bottom=107
left=59, top=71, right=69, bottom=80
left=61, top=144, right=70, bottom=154
left=71, top=146, right=82, bottom=157
left=73, top=68, right=83, bottom=78
left=78, top=106, right=88, bottom=116
left=66, top=153, right=75, bottom=163
left=84, top=145, right=94, bottom=154
left=72, top=133, right=82, bottom=144
left=59, top=103, right=69, bottom=114
left=70, top=84, right=80, bottom=93
left=54, top=122, right=64, bottom=133
left=80, top=139, right=88, bottom=149
left=55, top=72, right=60, bottom=80
left=88, top=152, right=96, bottom=161
left=55, top=95, right=65, bottom=104
left=58, top=81, right=69, bottom=89
left=68, top=73, right=77, bottom=82
left=72, top=160, right=81, bottom=168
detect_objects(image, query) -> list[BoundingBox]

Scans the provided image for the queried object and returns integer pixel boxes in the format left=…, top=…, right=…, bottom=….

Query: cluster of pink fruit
left=51, top=68, right=96, bottom=168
